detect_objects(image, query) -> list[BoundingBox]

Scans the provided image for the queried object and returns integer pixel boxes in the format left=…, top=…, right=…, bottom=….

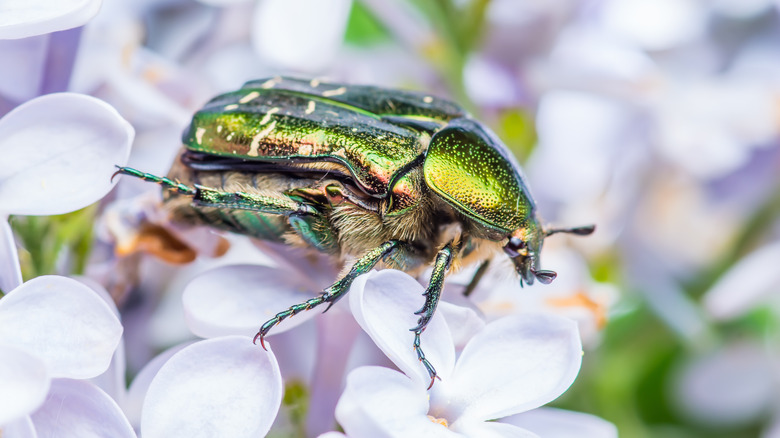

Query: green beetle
left=115, top=76, right=593, bottom=387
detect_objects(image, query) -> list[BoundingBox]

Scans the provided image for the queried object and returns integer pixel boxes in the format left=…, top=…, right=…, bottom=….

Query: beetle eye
left=503, top=237, right=526, bottom=258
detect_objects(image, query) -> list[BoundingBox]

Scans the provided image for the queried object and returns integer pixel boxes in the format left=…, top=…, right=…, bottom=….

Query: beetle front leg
left=254, top=240, right=403, bottom=347
left=411, top=242, right=454, bottom=389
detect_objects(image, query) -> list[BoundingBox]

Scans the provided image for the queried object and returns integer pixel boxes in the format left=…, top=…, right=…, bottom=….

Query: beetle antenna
left=545, top=224, right=595, bottom=237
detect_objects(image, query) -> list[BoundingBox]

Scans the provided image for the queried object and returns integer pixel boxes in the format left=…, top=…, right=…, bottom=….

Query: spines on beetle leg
left=113, top=166, right=197, bottom=196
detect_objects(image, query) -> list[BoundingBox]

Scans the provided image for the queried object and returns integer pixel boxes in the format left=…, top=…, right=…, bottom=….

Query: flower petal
left=0, top=0, right=102, bottom=40
left=1, top=415, right=37, bottom=437
left=0, top=275, right=123, bottom=379
left=442, top=314, right=582, bottom=423
left=30, top=379, right=135, bottom=438
left=335, top=366, right=455, bottom=438
left=502, top=407, right=618, bottom=438
left=252, top=0, right=352, bottom=72
left=0, top=345, right=49, bottom=426
left=703, top=240, right=780, bottom=320
left=183, top=264, right=320, bottom=338
left=455, top=420, right=539, bottom=438
left=0, top=93, right=133, bottom=216
left=0, top=218, right=23, bottom=293
left=141, top=336, right=283, bottom=438
left=349, top=270, right=456, bottom=386
left=124, top=343, right=190, bottom=429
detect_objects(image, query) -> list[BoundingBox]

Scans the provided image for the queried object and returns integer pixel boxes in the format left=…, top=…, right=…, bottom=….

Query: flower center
left=427, top=415, right=449, bottom=428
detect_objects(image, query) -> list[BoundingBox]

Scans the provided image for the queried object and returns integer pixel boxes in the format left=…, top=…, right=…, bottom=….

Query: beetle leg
left=254, top=240, right=402, bottom=348
left=113, top=166, right=197, bottom=196
left=410, top=242, right=453, bottom=389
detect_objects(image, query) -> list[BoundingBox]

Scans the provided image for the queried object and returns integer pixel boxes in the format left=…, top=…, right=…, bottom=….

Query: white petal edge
left=0, top=93, right=133, bottom=215
left=0, top=0, right=102, bottom=40
left=141, top=336, right=283, bottom=438
left=502, top=407, right=618, bottom=438
left=124, top=342, right=190, bottom=429
left=30, top=379, right=135, bottom=438
left=442, top=314, right=582, bottom=423
left=349, top=270, right=456, bottom=386
left=1, top=415, right=37, bottom=438
left=335, top=366, right=455, bottom=438
left=183, top=264, right=320, bottom=338
left=455, top=420, right=540, bottom=438
left=0, top=275, right=123, bottom=379
left=703, top=240, right=780, bottom=320
left=0, top=345, right=49, bottom=426
left=252, top=0, right=353, bottom=72
left=0, top=218, right=23, bottom=293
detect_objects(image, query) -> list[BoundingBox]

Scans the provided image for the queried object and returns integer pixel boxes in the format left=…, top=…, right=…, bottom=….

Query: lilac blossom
left=334, top=269, right=607, bottom=437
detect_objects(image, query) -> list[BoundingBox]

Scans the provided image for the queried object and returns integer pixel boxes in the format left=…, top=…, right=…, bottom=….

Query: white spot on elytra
left=260, top=78, right=278, bottom=89
left=423, top=96, right=433, bottom=103
left=310, top=78, right=321, bottom=87
left=248, top=120, right=277, bottom=157
left=239, top=91, right=260, bottom=104
left=217, top=125, right=223, bottom=133
left=259, top=107, right=280, bottom=126
left=195, top=127, right=206, bottom=144
left=322, top=87, right=347, bottom=97
left=224, top=104, right=238, bottom=110
left=305, top=100, right=316, bottom=115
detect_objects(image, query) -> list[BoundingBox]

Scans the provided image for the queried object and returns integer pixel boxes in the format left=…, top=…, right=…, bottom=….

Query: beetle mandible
left=114, top=76, right=594, bottom=388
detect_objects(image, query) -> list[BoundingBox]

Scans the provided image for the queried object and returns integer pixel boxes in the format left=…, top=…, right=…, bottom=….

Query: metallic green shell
left=423, top=119, right=535, bottom=234
left=183, top=77, right=464, bottom=197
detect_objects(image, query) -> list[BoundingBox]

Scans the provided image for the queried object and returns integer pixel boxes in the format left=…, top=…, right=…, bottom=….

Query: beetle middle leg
left=254, top=240, right=403, bottom=347
left=411, top=242, right=453, bottom=389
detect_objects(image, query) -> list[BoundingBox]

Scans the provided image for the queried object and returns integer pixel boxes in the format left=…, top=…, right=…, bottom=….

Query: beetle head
left=503, top=220, right=595, bottom=287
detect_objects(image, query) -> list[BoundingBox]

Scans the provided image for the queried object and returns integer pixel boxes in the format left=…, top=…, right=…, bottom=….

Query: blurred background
left=4, top=0, right=780, bottom=437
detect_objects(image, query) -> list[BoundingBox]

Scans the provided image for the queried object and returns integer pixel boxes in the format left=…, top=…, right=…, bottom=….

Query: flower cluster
left=3, top=0, right=780, bottom=437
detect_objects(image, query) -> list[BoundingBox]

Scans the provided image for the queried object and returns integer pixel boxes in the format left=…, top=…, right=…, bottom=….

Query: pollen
left=239, top=91, right=260, bottom=104
left=322, top=86, right=347, bottom=97
left=427, top=415, right=449, bottom=428
left=546, top=290, right=608, bottom=329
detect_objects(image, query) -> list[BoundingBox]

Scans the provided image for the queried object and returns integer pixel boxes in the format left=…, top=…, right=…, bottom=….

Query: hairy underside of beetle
left=162, top=155, right=501, bottom=276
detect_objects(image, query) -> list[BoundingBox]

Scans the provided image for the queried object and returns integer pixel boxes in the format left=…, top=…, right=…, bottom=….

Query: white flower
left=139, top=336, right=283, bottom=438
left=0, top=0, right=102, bottom=40
left=335, top=269, right=600, bottom=437
left=0, top=276, right=124, bottom=428
left=0, top=92, right=134, bottom=217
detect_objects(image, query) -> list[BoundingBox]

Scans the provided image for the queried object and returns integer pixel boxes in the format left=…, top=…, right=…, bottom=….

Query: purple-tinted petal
left=503, top=407, right=618, bottom=438
left=455, top=420, right=539, bottom=438
left=0, top=0, right=102, bottom=40
left=76, top=277, right=127, bottom=403
left=141, top=336, right=283, bottom=438
left=703, top=241, right=780, bottom=320
left=0, top=93, right=133, bottom=216
left=598, top=0, right=705, bottom=51
left=436, top=314, right=581, bottom=424
left=307, top=309, right=362, bottom=436
left=335, top=366, right=456, bottom=438
left=30, top=379, right=135, bottom=438
left=252, top=0, right=352, bottom=72
left=0, top=218, right=23, bottom=293
left=0, top=276, right=122, bottom=379
left=124, top=343, right=190, bottom=429
left=183, top=264, right=320, bottom=338
left=349, top=270, right=456, bottom=386
left=1, top=415, right=37, bottom=437
left=0, top=345, right=49, bottom=426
